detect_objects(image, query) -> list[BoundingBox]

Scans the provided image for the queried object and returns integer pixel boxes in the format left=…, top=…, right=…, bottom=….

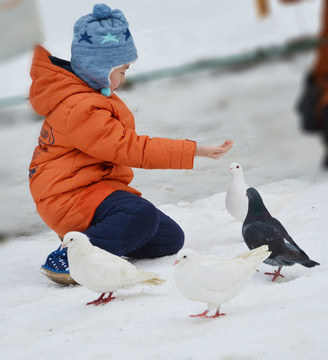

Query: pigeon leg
left=189, top=310, right=210, bottom=318
left=101, top=292, right=115, bottom=304
left=265, top=266, right=284, bottom=281
left=86, top=292, right=116, bottom=306
left=86, top=293, right=106, bottom=306
left=208, top=307, right=226, bottom=318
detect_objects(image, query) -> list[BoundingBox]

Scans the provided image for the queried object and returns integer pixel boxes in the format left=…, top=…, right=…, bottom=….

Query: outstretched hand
left=195, top=140, right=234, bottom=160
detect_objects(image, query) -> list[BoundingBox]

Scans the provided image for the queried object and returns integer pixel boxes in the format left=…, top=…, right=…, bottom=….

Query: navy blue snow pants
left=84, top=191, right=184, bottom=259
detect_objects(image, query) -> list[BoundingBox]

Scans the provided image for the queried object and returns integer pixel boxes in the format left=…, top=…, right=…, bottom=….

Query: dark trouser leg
left=84, top=191, right=184, bottom=258
left=125, top=209, right=184, bottom=259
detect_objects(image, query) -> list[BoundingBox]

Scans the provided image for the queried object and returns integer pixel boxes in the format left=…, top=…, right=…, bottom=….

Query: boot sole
left=41, top=267, right=79, bottom=286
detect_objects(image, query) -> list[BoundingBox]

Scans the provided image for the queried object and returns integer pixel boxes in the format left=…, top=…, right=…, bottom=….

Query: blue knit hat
left=71, top=4, right=138, bottom=96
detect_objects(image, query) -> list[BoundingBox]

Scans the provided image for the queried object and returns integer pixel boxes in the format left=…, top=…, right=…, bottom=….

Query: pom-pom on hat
left=71, top=4, right=138, bottom=96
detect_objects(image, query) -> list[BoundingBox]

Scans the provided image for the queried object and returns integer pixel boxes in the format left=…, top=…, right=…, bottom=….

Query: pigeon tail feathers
left=138, top=272, right=166, bottom=286
left=299, top=259, right=320, bottom=268
left=237, top=244, right=271, bottom=265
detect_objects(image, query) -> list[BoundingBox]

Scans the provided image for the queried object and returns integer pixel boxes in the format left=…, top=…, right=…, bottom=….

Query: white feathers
left=225, top=162, right=297, bottom=221
left=173, top=245, right=271, bottom=318
left=61, top=231, right=165, bottom=305
left=225, top=162, right=249, bottom=221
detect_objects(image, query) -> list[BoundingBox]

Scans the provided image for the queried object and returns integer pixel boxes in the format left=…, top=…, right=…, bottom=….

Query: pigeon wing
left=243, top=220, right=310, bottom=265
left=196, top=257, right=245, bottom=292
left=243, top=220, right=295, bottom=257
left=269, top=217, right=307, bottom=255
left=81, top=248, right=138, bottom=291
left=242, top=221, right=279, bottom=249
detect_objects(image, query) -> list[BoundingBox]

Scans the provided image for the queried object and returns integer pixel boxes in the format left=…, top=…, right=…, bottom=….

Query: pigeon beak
left=173, top=259, right=179, bottom=266
left=60, top=243, right=66, bottom=250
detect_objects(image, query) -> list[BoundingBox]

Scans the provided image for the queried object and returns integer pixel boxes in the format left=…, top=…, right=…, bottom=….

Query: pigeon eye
left=236, top=165, right=239, bottom=169
left=70, top=238, right=73, bottom=242
left=183, top=255, right=187, bottom=259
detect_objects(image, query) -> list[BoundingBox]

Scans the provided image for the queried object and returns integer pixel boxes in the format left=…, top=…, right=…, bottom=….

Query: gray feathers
left=242, top=187, right=319, bottom=274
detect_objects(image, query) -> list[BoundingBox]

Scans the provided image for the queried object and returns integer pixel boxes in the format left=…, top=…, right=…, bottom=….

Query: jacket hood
left=29, top=46, right=96, bottom=116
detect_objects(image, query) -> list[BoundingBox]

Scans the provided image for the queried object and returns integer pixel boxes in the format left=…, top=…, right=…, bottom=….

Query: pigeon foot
left=190, top=308, right=226, bottom=319
left=265, top=266, right=284, bottom=282
left=189, top=310, right=210, bottom=318
left=208, top=309, right=226, bottom=318
left=86, top=292, right=115, bottom=306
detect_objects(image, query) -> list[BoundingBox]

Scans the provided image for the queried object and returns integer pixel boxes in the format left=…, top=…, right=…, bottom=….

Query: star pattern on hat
left=79, top=31, right=93, bottom=44
left=101, top=32, right=119, bottom=44
left=123, top=29, right=131, bottom=41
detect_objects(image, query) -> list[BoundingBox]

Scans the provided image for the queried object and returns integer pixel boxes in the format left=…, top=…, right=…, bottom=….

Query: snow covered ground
left=1, top=1, right=327, bottom=359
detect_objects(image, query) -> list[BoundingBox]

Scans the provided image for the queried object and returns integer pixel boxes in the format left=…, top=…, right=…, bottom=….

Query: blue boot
left=41, top=245, right=78, bottom=286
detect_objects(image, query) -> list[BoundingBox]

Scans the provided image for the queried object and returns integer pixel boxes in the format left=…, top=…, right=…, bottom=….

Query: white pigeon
left=225, top=162, right=297, bottom=221
left=61, top=231, right=165, bottom=306
left=173, top=245, right=271, bottom=318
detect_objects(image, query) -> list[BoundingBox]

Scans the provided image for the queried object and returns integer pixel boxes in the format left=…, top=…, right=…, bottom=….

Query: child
left=28, top=4, right=233, bottom=285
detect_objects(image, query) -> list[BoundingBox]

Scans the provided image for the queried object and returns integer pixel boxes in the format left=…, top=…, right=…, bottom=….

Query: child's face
left=109, top=64, right=130, bottom=92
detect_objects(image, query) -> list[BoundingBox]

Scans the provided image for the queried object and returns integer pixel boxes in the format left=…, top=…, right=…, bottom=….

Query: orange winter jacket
left=29, top=46, right=196, bottom=237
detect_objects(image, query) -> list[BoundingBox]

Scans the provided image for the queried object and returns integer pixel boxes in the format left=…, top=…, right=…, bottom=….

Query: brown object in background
left=312, top=0, right=328, bottom=79
left=254, top=0, right=271, bottom=18
left=279, top=0, right=303, bottom=3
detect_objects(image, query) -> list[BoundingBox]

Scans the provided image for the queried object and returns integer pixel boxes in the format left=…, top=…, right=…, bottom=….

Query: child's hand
left=195, top=140, right=234, bottom=160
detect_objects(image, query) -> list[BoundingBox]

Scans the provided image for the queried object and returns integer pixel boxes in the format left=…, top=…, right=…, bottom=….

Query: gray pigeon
left=242, top=187, right=319, bottom=281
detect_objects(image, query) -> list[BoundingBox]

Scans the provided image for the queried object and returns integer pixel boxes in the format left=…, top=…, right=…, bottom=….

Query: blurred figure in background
left=256, top=0, right=328, bottom=168
left=280, top=0, right=328, bottom=168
